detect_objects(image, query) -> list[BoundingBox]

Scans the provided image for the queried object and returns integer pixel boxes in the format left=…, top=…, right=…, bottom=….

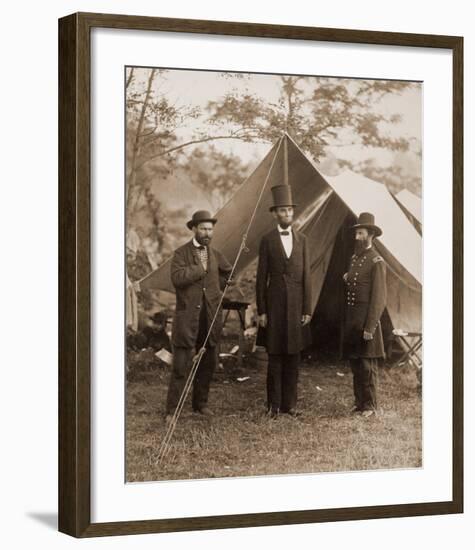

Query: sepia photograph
left=125, top=66, right=422, bottom=483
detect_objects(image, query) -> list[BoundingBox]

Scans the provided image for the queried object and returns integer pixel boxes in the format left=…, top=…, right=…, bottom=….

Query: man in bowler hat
left=256, top=185, right=312, bottom=417
left=342, top=212, right=387, bottom=418
left=165, top=210, right=232, bottom=421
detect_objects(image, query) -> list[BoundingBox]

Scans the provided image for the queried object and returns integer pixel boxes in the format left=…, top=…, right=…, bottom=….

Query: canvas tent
left=141, top=134, right=422, bottom=353
left=394, top=188, right=422, bottom=235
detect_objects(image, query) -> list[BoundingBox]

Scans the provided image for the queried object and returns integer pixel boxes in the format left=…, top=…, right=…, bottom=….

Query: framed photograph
left=59, top=12, right=463, bottom=537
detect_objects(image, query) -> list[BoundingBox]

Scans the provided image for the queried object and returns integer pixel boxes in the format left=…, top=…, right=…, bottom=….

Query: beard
left=196, top=235, right=211, bottom=246
left=354, top=238, right=371, bottom=255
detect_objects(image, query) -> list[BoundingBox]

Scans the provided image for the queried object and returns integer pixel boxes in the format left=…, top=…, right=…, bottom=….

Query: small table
left=391, top=330, right=422, bottom=370
left=222, top=300, right=250, bottom=368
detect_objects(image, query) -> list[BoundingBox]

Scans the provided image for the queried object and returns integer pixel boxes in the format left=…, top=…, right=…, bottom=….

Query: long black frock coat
left=256, top=228, right=312, bottom=355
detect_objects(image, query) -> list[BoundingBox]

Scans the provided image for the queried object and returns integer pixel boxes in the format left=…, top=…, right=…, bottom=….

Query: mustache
left=198, top=236, right=211, bottom=244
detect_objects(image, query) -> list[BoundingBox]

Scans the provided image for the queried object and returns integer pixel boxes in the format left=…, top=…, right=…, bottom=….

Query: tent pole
left=283, top=134, right=289, bottom=186
left=156, top=137, right=285, bottom=463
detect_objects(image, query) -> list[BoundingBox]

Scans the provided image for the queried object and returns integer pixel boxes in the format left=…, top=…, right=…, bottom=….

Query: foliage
left=125, top=68, right=421, bottom=296
left=207, top=76, right=415, bottom=160
left=338, top=152, right=422, bottom=195
left=182, top=145, right=252, bottom=210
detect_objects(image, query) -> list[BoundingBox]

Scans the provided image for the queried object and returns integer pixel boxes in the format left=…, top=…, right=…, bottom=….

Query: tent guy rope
left=155, top=135, right=285, bottom=464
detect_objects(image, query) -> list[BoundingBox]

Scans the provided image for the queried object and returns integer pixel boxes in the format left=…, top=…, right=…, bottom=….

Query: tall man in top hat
left=256, top=185, right=312, bottom=417
left=342, top=212, right=387, bottom=418
left=165, top=210, right=232, bottom=420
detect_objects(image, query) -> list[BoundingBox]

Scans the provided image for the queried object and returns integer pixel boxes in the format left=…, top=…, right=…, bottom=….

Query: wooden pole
left=283, top=134, right=289, bottom=186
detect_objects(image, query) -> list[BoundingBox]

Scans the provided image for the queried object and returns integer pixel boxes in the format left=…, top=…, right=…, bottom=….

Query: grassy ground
left=126, top=354, right=422, bottom=482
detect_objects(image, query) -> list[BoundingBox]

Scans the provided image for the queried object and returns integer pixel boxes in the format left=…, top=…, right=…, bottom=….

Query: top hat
left=186, top=210, right=218, bottom=230
left=351, top=212, right=382, bottom=237
left=269, top=185, right=297, bottom=212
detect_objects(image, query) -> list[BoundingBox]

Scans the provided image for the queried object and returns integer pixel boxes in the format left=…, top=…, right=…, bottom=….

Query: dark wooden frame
left=58, top=12, right=464, bottom=538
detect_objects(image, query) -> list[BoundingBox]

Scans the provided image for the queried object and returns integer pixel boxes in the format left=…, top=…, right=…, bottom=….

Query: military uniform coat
left=342, top=246, right=387, bottom=359
left=256, top=228, right=312, bottom=355
left=170, top=240, right=232, bottom=348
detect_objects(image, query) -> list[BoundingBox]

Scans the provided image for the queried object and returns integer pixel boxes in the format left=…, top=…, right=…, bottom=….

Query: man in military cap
left=256, top=185, right=312, bottom=417
left=165, top=210, right=232, bottom=421
left=342, top=212, right=387, bottom=418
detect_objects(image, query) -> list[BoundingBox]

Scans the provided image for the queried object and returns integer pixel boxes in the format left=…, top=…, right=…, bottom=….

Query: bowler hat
left=186, top=210, right=218, bottom=230
left=269, top=185, right=297, bottom=212
left=351, top=212, right=382, bottom=237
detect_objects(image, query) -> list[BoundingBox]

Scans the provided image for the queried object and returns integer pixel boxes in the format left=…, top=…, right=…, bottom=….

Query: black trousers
left=267, top=353, right=300, bottom=412
left=349, top=357, right=379, bottom=411
left=166, top=305, right=217, bottom=414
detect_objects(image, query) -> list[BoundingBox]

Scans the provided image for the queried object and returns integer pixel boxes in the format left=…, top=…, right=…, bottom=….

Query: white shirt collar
left=192, top=237, right=203, bottom=248
left=277, top=225, right=292, bottom=234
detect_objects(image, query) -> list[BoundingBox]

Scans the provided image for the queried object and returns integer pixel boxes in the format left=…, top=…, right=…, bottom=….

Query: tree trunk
left=126, top=67, right=135, bottom=89
left=127, top=68, right=157, bottom=214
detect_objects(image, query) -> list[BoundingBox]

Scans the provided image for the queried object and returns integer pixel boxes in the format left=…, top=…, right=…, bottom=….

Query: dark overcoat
left=256, top=228, right=312, bottom=354
left=342, top=246, right=387, bottom=359
left=171, top=240, right=232, bottom=348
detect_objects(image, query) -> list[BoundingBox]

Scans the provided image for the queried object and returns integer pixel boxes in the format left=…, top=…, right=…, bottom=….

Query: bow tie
left=280, top=231, right=290, bottom=236
left=196, top=245, right=206, bottom=250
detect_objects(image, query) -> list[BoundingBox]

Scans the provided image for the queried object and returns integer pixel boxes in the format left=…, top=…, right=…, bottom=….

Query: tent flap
left=325, top=170, right=422, bottom=285
left=140, top=135, right=330, bottom=292
left=139, top=134, right=422, bottom=333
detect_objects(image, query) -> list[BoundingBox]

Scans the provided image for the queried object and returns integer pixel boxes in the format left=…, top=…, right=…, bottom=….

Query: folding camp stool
left=391, top=329, right=423, bottom=371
